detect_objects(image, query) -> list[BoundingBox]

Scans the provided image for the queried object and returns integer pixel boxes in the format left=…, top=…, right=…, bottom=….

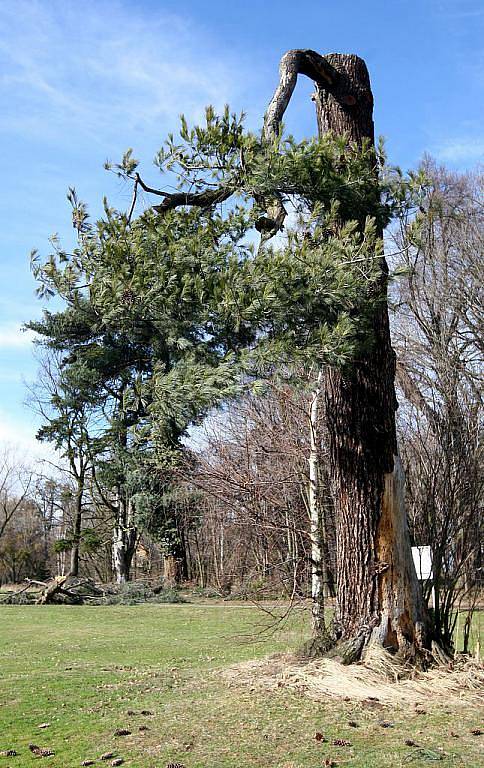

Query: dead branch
left=32, top=576, right=107, bottom=605
left=135, top=173, right=234, bottom=213
left=127, top=51, right=336, bottom=242
left=0, top=582, right=35, bottom=603
left=263, top=49, right=334, bottom=141
left=255, top=50, right=336, bottom=240
left=36, top=575, right=69, bottom=604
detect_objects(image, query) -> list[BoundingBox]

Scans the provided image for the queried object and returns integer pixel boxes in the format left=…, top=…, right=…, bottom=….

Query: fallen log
left=35, top=576, right=107, bottom=605
left=36, top=575, right=69, bottom=605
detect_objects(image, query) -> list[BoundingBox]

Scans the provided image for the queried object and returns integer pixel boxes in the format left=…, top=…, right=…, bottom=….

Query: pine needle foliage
left=28, top=106, right=424, bottom=458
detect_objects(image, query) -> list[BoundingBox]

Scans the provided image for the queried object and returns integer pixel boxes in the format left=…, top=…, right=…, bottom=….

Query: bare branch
left=256, top=50, right=336, bottom=242
left=263, top=49, right=334, bottom=141
left=134, top=173, right=233, bottom=213
left=127, top=177, right=138, bottom=224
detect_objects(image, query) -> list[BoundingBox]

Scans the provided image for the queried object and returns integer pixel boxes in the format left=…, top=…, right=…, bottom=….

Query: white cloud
left=433, top=137, right=484, bottom=164
left=0, top=323, right=37, bottom=349
left=0, top=0, right=251, bottom=146
left=0, top=409, right=60, bottom=469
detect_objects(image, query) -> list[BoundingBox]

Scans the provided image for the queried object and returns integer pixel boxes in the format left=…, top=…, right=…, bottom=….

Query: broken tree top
left=264, top=50, right=374, bottom=143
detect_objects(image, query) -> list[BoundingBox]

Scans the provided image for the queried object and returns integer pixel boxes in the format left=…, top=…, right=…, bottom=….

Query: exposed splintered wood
left=163, top=554, right=180, bottom=587
left=264, top=50, right=430, bottom=660
left=36, top=575, right=69, bottom=605
left=35, top=576, right=105, bottom=605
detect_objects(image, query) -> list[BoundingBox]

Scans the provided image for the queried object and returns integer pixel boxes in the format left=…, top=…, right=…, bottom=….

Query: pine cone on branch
left=122, top=288, right=135, bottom=306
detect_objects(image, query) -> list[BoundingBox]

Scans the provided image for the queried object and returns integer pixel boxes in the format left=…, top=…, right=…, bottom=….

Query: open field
left=0, top=604, right=483, bottom=768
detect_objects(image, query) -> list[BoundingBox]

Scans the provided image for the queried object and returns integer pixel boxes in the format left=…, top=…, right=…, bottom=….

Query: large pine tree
left=30, top=54, right=431, bottom=659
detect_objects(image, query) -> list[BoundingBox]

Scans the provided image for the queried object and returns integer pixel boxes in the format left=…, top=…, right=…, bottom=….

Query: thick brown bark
left=265, top=50, right=430, bottom=660
left=315, top=54, right=428, bottom=658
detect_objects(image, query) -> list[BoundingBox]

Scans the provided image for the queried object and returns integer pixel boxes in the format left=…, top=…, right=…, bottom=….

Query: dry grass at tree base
left=223, top=643, right=484, bottom=708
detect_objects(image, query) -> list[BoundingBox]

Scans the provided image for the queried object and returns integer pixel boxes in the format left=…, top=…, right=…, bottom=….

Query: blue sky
left=0, top=0, right=482, bottom=461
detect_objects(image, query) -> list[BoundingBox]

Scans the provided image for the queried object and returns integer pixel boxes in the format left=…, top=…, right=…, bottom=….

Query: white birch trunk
left=112, top=494, right=136, bottom=584
left=309, top=371, right=325, bottom=633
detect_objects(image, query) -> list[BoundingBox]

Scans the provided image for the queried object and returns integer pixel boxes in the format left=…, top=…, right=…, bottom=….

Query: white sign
left=412, top=545, right=433, bottom=580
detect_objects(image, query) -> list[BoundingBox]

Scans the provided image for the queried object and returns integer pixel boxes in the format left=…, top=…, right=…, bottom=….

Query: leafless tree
left=27, top=351, right=96, bottom=577
left=0, top=498, right=48, bottom=584
left=0, top=447, right=34, bottom=543
left=392, top=160, right=483, bottom=649
left=187, top=376, right=336, bottom=607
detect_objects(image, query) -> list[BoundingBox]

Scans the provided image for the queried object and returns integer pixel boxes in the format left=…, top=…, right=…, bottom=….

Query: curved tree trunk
left=265, top=50, right=431, bottom=661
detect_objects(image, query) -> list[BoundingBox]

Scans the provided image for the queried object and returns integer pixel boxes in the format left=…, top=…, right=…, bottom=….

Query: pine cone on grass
left=29, top=744, right=55, bottom=757
left=332, top=739, right=352, bottom=747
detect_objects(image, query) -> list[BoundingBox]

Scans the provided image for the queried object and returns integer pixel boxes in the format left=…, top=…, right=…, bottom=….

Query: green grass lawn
left=0, top=604, right=482, bottom=767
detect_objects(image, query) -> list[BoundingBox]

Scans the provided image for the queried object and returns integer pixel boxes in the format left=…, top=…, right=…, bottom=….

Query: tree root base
left=298, top=630, right=335, bottom=659
left=300, top=630, right=444, bottom=671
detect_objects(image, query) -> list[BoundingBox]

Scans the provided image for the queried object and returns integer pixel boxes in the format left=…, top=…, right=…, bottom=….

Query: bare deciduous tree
left=0, top=447, right=33, bottom=543
left=393, top=161, right=483, bottom=650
